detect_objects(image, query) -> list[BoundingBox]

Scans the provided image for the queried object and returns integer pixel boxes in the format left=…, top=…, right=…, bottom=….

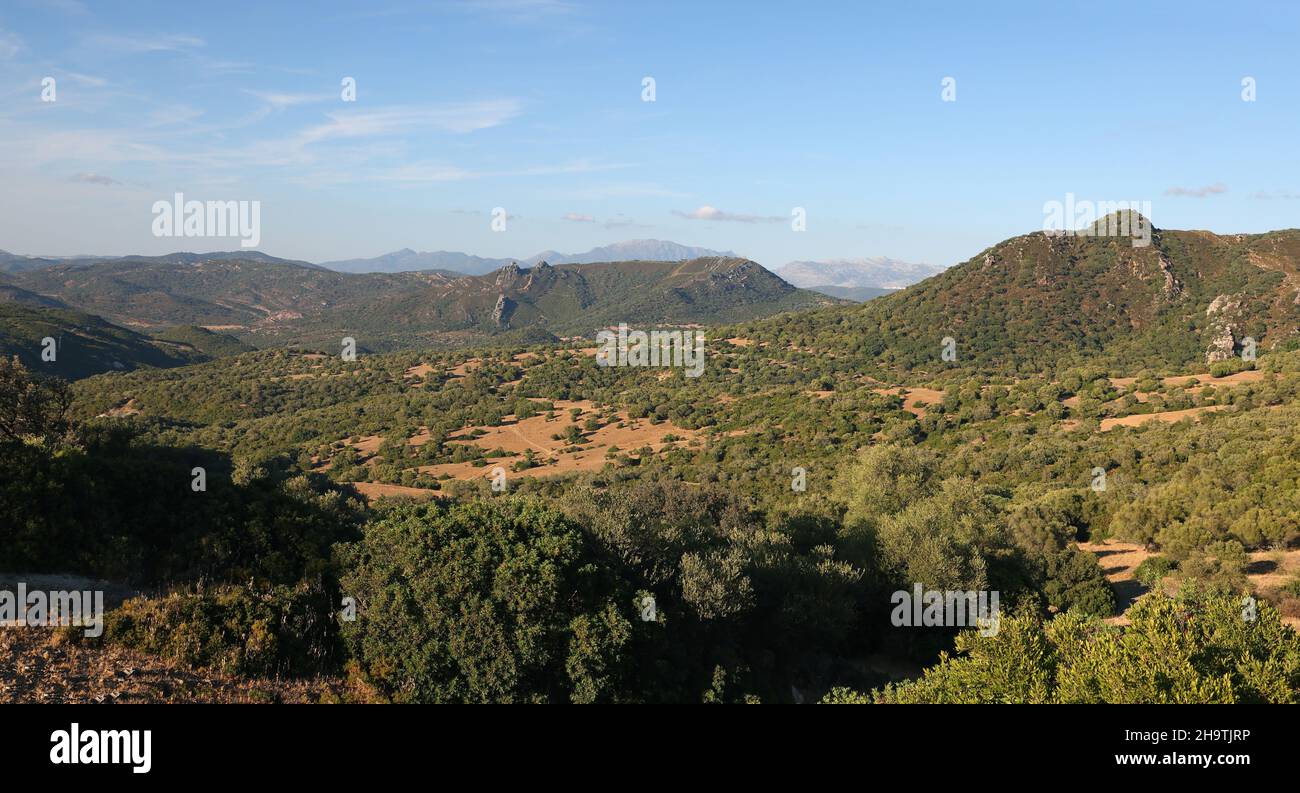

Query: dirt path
left=503, top=424, right=556, bottom=455
left=1077, top=540, right=1154, bottom=625
left=1079, top=541, right=1300, bottom=629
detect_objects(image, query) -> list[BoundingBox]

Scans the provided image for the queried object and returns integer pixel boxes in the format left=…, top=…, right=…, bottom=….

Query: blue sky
left=0, top=0, right=1297, bottom=268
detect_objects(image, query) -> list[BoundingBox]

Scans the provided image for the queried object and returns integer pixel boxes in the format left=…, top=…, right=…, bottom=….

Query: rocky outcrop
left=1156, top=252, right=1182, bottom=298
left=493, top=262, right=523, bottom=289
left=1204, top=294, right=1242, bottom=363
left=491, top=294, right=514, bottom=328
left=522, top=261, right=552, bottom=291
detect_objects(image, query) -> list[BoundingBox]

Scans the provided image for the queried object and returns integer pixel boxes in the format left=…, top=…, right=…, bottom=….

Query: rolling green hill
left=149, top=325, right=257, bottom=358
left=0, top=282, right=70, bottom=308
left=8, top=255, right=834, bottom=352
left=0, top=303, right=212, bottom=379
left=735, top=219, right=1300, bottom=375
left=6, top=256, right=439, bottom=332
left=361, top=257, right=832, bottom=334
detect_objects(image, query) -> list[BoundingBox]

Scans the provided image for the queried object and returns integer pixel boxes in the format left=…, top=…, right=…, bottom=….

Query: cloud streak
left=1251, top=190, right=1300, bottom=200
left=244, top=90, right=335, bottom=110
left=298, top=100, right=523, bottom=145
left=1164, top=183, right=1227, bottom=198
left=69, top=172, right=119, bottom=185
left=0, top=29, right=23, bottom=59
left=347, top=158, right=627, bottom=185
left=60, top=70, right=108, bottom=87
left=86, top=32, right=205, bottom=53
left=461, top=0, right=577, bottom=23
left=672, top=205, right=784, bottom=223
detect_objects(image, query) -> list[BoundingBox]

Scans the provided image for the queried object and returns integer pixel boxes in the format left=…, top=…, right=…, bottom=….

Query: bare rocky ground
left=0, top=571, right=371, bottom=703
left=0, top=628, right=360, bottom=704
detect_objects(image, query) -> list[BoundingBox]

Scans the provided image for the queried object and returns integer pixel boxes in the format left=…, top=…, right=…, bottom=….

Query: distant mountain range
left=320, top=240, right=737, bottom=274
left=0, top=249, right=323, bottom=274
left=774, top=257, right=946, bottom=293
left=3, top=245, right=935, bottom=295
left=0, top=250, right=67, bottom=274
left=799, top=285, right=894, bottom=302
left=522, top=240, right=738, bottom=268
left=317, top=249, right=504, bottom=276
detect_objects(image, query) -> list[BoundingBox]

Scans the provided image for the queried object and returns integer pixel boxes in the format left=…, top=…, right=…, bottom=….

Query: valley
left=3, top=0, right=1297, bottom=746
left=5, top=218, right=1300, bottom=705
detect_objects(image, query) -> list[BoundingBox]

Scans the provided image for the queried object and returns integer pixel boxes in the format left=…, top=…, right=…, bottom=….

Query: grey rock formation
left=492, top=294, right=514, bottom=328
left=1204, top=294, right=1241, bottom=363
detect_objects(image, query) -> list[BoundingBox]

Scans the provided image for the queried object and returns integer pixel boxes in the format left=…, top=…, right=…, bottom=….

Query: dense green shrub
left=338, top=498, right=635, bottom=703
left=1134, top=555, right=1176, bottom=588
left=103, top=579, right=342, bottom=677
left=847, top=591, right=1300, bottom=704
left=1042, top=548, right=1116, bottom=616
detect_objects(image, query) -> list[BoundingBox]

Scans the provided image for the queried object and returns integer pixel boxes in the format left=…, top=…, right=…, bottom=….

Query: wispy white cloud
left=558, top=211, right=651, bottom=229
left=192, top=56, right=254, bottom=74
left=70, top=171, right=118, bottom=185
left=1164, top=183, right=1227, bottom=198
left=330, top=158, right=627, bottom=186
left=0, top=29, right=24, bottom=59
left=244, top=90, right=335, bottom=110
left=299, top=100, right=522, bottom=144
left=0, top=95, right=528, bottom=184
left=29, top=0, right=92, bottom=16
left=672, top=205, right=784, bottom=223
left=0, top=35, right=584, bottom=198
left=142, top=105, right=205, bottom=127
left=602, top=213, right=652, bottom=230
left=162, top=100, right=529, bottom=177
left=511, top=158, right=632, bottom=177
left=2, top=125, right=172, bottom=168
left=86, top=32, right=205, bottom=53
left=560, top=182, right=684, bottom=200
left=460, top=0, right=577, bottom=23
left=364, top=162, right=481, bottom=182
left=1251, top=190, right=1300, bottom=200
left=333, top=0, right=577, bottom=25
left=60, top=70, right=108, bottom=87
